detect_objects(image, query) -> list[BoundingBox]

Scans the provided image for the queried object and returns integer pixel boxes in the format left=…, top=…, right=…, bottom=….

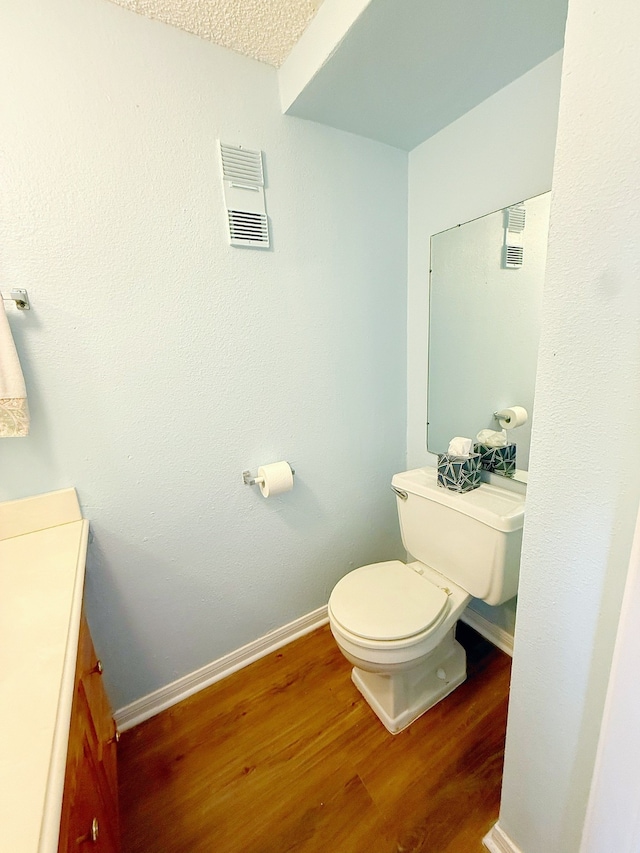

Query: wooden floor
left=119, top=622, right=511, bottom=853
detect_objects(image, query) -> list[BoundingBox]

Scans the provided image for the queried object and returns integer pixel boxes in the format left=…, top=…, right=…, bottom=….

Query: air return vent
left=505, top=244, right=524, bottom=268
left=219, top=142, right=270, bottom=248
left=228, top=210, right=269, bottom=244
left=503, top=202, right=526, bottom=268
left=220, top=143, right=264, bottom=187
left=506, top=204, right=526, bottom=232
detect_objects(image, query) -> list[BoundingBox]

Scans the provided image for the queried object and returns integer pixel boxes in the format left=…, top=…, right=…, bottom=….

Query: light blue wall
left=0, top=0, right=408, bottom=709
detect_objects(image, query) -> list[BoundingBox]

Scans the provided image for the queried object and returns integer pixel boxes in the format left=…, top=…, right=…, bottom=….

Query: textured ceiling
left=108, top=0, right=324, bottom=67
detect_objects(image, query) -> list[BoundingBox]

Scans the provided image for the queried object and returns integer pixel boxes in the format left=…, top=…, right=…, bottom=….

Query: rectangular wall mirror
left=427, top=191, right=551, bottom=473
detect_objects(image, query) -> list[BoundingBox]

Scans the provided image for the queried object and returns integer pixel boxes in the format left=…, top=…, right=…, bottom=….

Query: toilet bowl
left=329, top=560, right=470, bottom=733
left=328, top=467, right=525, bottom=734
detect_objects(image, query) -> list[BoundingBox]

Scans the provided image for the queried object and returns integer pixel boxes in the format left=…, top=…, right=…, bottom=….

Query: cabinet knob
left=77, top=817, right=99, bottom=844
left=92, top=659, right=103, bottom=675
left=109, top=728, right=121, bottom=744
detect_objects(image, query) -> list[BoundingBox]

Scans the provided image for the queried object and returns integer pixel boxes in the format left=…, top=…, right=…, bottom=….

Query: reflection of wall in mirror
left=427, top=191, right=551, bottom=471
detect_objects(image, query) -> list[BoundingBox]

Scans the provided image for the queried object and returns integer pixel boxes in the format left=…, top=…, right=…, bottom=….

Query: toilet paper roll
left=258, top=461, right=294, bottom=498
left=496, top=406, right=528, bottom=430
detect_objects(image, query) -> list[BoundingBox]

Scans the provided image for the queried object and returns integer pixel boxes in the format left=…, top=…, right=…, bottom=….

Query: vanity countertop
left=0, top=488, right=88, bottom=853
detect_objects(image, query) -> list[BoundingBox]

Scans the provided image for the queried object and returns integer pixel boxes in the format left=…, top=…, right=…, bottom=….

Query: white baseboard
left=460, top=608, right=514, bottom=657
left=483, top=823, right=523, bottom=853
left=114, top=605, right=329, bottom=732
left=115, top=603, right=513, bottom=732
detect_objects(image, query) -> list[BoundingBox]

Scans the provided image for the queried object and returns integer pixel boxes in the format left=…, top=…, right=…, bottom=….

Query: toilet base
left=350, top=628, right=467, bottom=734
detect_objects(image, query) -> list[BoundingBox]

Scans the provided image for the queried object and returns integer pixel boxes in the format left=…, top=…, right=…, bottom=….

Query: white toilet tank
left=391, top=468, right=525, bottom=606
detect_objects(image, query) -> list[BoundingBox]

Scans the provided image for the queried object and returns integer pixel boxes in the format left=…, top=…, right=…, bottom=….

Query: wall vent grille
left=505, top=245, right=524, bottom=268
left=228, top=210, right=269, bottom=245
left=220, top=143, right=264, bottom=187
left=219, top=142, right=270, bottom=248
left=506, top=204, right=526, bottom=232
left=503, top=202, right=526, bottom=268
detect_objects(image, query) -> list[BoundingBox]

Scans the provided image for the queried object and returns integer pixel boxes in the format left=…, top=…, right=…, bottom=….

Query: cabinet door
left=58, top=612, right=119, bottom=852
left=77, top=613, right=116, bottom=751
left=58, top=669, right=85, bottom=853
left=59, top=687, right=119, bottom=852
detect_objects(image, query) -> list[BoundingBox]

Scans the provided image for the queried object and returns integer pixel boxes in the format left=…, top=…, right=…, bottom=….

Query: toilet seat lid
left=329, top=561, right=449, bottom=641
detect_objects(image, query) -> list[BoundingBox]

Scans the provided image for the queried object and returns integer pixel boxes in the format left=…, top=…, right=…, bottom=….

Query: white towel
left=0, top=303, right=29, bottom=436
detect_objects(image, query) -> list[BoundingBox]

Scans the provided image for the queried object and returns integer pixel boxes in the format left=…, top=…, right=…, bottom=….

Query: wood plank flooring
left=118, top=622, right=511, bottom=853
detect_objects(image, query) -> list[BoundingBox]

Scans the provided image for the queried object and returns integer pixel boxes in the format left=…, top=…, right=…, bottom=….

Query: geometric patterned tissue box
left=437, top=453, right=482, bottom=493
left=474, top=443, right=517, bottom=478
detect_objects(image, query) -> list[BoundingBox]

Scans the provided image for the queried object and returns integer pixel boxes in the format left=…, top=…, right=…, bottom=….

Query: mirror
left=427, top=191, right=551, bottom=473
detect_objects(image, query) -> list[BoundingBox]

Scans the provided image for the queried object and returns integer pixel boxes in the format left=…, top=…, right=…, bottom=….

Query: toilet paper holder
left=493, top=410, right=512, bottom=423
left=493, top=406, right=528, bottom=428
left=243, top=465, right=295, bottom=486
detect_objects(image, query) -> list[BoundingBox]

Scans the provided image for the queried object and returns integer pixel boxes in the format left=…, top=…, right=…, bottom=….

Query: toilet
left=328, top=466, right=525, bottom=734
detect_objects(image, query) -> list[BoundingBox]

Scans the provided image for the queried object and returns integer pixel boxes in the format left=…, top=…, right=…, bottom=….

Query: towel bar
left=1, top=289, right=30, bottom=310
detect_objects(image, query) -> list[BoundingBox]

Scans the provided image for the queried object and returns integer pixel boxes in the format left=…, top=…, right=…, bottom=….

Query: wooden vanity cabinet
left=58, top=611, right=119, bottom=852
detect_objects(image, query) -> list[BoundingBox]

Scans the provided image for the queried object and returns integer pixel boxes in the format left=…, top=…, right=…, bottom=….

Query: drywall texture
left=407, top=54, right=563, bottom=632
left=107, top=0, right=323, bottom=66
left=0, top=0, right=407, bottom=709
left=580, top=513, right=640, bottom=852
left=499, top=1, right=640, bottom=851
